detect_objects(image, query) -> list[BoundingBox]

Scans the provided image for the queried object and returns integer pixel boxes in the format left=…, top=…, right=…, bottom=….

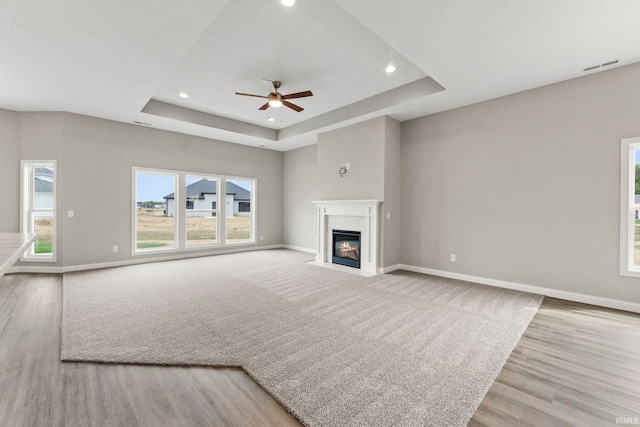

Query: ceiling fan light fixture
left=236, top=80, right=312, bottom=112
left=281, top=0, right=295, bottom=6
left=268, top=93, right=283, bottom=107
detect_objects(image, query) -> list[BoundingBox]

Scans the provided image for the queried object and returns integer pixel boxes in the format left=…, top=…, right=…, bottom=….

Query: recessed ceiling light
left=385, top=65, right=397, bottom=73
left=281, top=0, right=295, bottom=6
left=267, top=116, right=275, bottom=122
left=179, top=92, right=189, bottom=98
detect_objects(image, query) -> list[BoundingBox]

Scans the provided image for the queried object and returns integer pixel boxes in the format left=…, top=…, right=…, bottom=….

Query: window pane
left=34, top=167, right=54, bottom=209
left=225, top=179, right=253, bottom=243
left=136, top=172, right=176, bottom=250
left=186, top=176, right=218, bottom=247
left=32, top=212, right=53, bottom=255
left=186, top=216, right=217, bottom=246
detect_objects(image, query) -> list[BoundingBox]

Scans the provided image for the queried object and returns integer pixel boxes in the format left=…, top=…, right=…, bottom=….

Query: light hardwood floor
left=470, top=297, right=640, bottom=426
left=0, top=274, right=301, bottom=427
left=1, top=273, right=639, bottom=426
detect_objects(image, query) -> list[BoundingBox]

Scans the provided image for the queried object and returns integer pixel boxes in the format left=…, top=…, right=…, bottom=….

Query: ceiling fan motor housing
left=269, top=92, right=282, bottom=102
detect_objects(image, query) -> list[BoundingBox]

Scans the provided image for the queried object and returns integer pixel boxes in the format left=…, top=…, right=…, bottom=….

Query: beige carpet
left=62, top=249, right=543, bottom=426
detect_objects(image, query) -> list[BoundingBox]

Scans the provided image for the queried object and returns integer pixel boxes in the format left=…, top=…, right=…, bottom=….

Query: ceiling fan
left=235, top=80, right=313, bottom=112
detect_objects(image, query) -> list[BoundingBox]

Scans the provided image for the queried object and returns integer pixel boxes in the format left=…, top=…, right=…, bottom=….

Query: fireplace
left=313, top=200, right=380, bottom=274
left=332, top=229, right=361, bottom=268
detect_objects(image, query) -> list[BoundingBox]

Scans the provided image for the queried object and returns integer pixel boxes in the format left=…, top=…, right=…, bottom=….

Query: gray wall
left=282, top=144, right=318, bottom=251
left=3, top=112, right=283, bottom=268
left=0, top=109, right=21, bottom=232
left=401, top=62, right=640, bottom=303
left=381, top=117, right=401, bottom=267
left=317, top=117, right=386, bottom=200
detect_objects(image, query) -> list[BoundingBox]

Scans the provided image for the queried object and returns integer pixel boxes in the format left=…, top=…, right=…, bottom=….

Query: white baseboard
left=281, top=245, right=316, bottom=254
left=397, top=264, right=640, bottom=314
left=379, top=264, right=402, bottom=274
left=8, top=250, right=638, bottom=314
left=6, top=244, right=285, bottom=275
left=7, top=265, right=63, bottom=274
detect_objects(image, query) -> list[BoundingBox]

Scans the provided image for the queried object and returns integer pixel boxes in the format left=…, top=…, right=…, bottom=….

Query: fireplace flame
left=336, top=239, right=359, bottom=261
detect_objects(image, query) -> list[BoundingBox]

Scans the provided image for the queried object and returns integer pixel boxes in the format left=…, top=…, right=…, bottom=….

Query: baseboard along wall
left=388, top=263, right=640, bottom=314
left=7, top=244, right=285, bottom=274
left=7, top=245, right=639, bottom=314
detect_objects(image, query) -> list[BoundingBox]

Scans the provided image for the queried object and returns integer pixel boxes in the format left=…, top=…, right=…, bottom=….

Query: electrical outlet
left=113, top=245, right=118, bottom=253
left=386, top=212, right=391, bottom=220
left=68, top=210, right=74, bottom=218
left=260, top=235, right=264, bottom=241
left=450, top=254, right=456, bottom=262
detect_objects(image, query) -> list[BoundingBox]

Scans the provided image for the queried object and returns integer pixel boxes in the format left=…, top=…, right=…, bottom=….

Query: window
left=225, top=179, right=255, bottom=244
left=239, top=202, right=251, bottom=212
left=185, top=175, right=218, bottom=247
left=134, top=169, right=178, bottom=251
left=133, top=168, right=255, bottom=253
left=620, top=137, right=640, bottom=276
left=21, top=161, right=56, bottom=261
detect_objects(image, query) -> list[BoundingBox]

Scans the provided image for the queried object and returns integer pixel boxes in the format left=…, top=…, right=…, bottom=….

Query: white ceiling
left=2, top=0, right=640, bottom=151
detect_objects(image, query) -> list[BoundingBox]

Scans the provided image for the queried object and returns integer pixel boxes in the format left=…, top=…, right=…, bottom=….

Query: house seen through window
left=134, top=168, right=255, bottom=253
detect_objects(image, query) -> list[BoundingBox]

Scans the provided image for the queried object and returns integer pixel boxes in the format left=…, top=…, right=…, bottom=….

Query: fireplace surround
left=312, top=200, right=381, bottom=274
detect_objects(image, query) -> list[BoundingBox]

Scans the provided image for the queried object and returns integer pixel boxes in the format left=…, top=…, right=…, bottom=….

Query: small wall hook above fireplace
left=339, top=163, right=350, bottom=177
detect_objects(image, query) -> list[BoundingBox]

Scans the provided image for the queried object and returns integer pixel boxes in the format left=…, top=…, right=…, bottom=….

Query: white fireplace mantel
left=312, top=200, right=382, bottom=274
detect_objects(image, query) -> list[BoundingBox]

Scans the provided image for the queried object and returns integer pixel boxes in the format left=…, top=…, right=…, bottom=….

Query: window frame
left=20, top=160, right=57, bottom=262
left=132, top=167, right=256, bottom=255
left=620, top=137, right=640, bottom=277
left=185, top=173, right=220, bottom=247
left=224, top=177, right=257, bottom=245
left=132, top=168, right=179, bottom=254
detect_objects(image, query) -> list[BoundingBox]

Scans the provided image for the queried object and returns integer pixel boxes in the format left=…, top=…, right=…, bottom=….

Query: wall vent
left=584, top=59, right=619, bottom=72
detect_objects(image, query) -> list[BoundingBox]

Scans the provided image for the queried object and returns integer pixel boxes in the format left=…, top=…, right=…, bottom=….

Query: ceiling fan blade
left=283, top=100, right=304, bottom=112
left=258, top=102, right=270, bottom=110
left=235, top=92, right=268, bottom=99
left=282, top=90, right=313, bottom=99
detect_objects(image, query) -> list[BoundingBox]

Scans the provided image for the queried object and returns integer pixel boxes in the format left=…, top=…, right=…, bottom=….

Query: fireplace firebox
left=332, top=229, right=361, bottom=268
